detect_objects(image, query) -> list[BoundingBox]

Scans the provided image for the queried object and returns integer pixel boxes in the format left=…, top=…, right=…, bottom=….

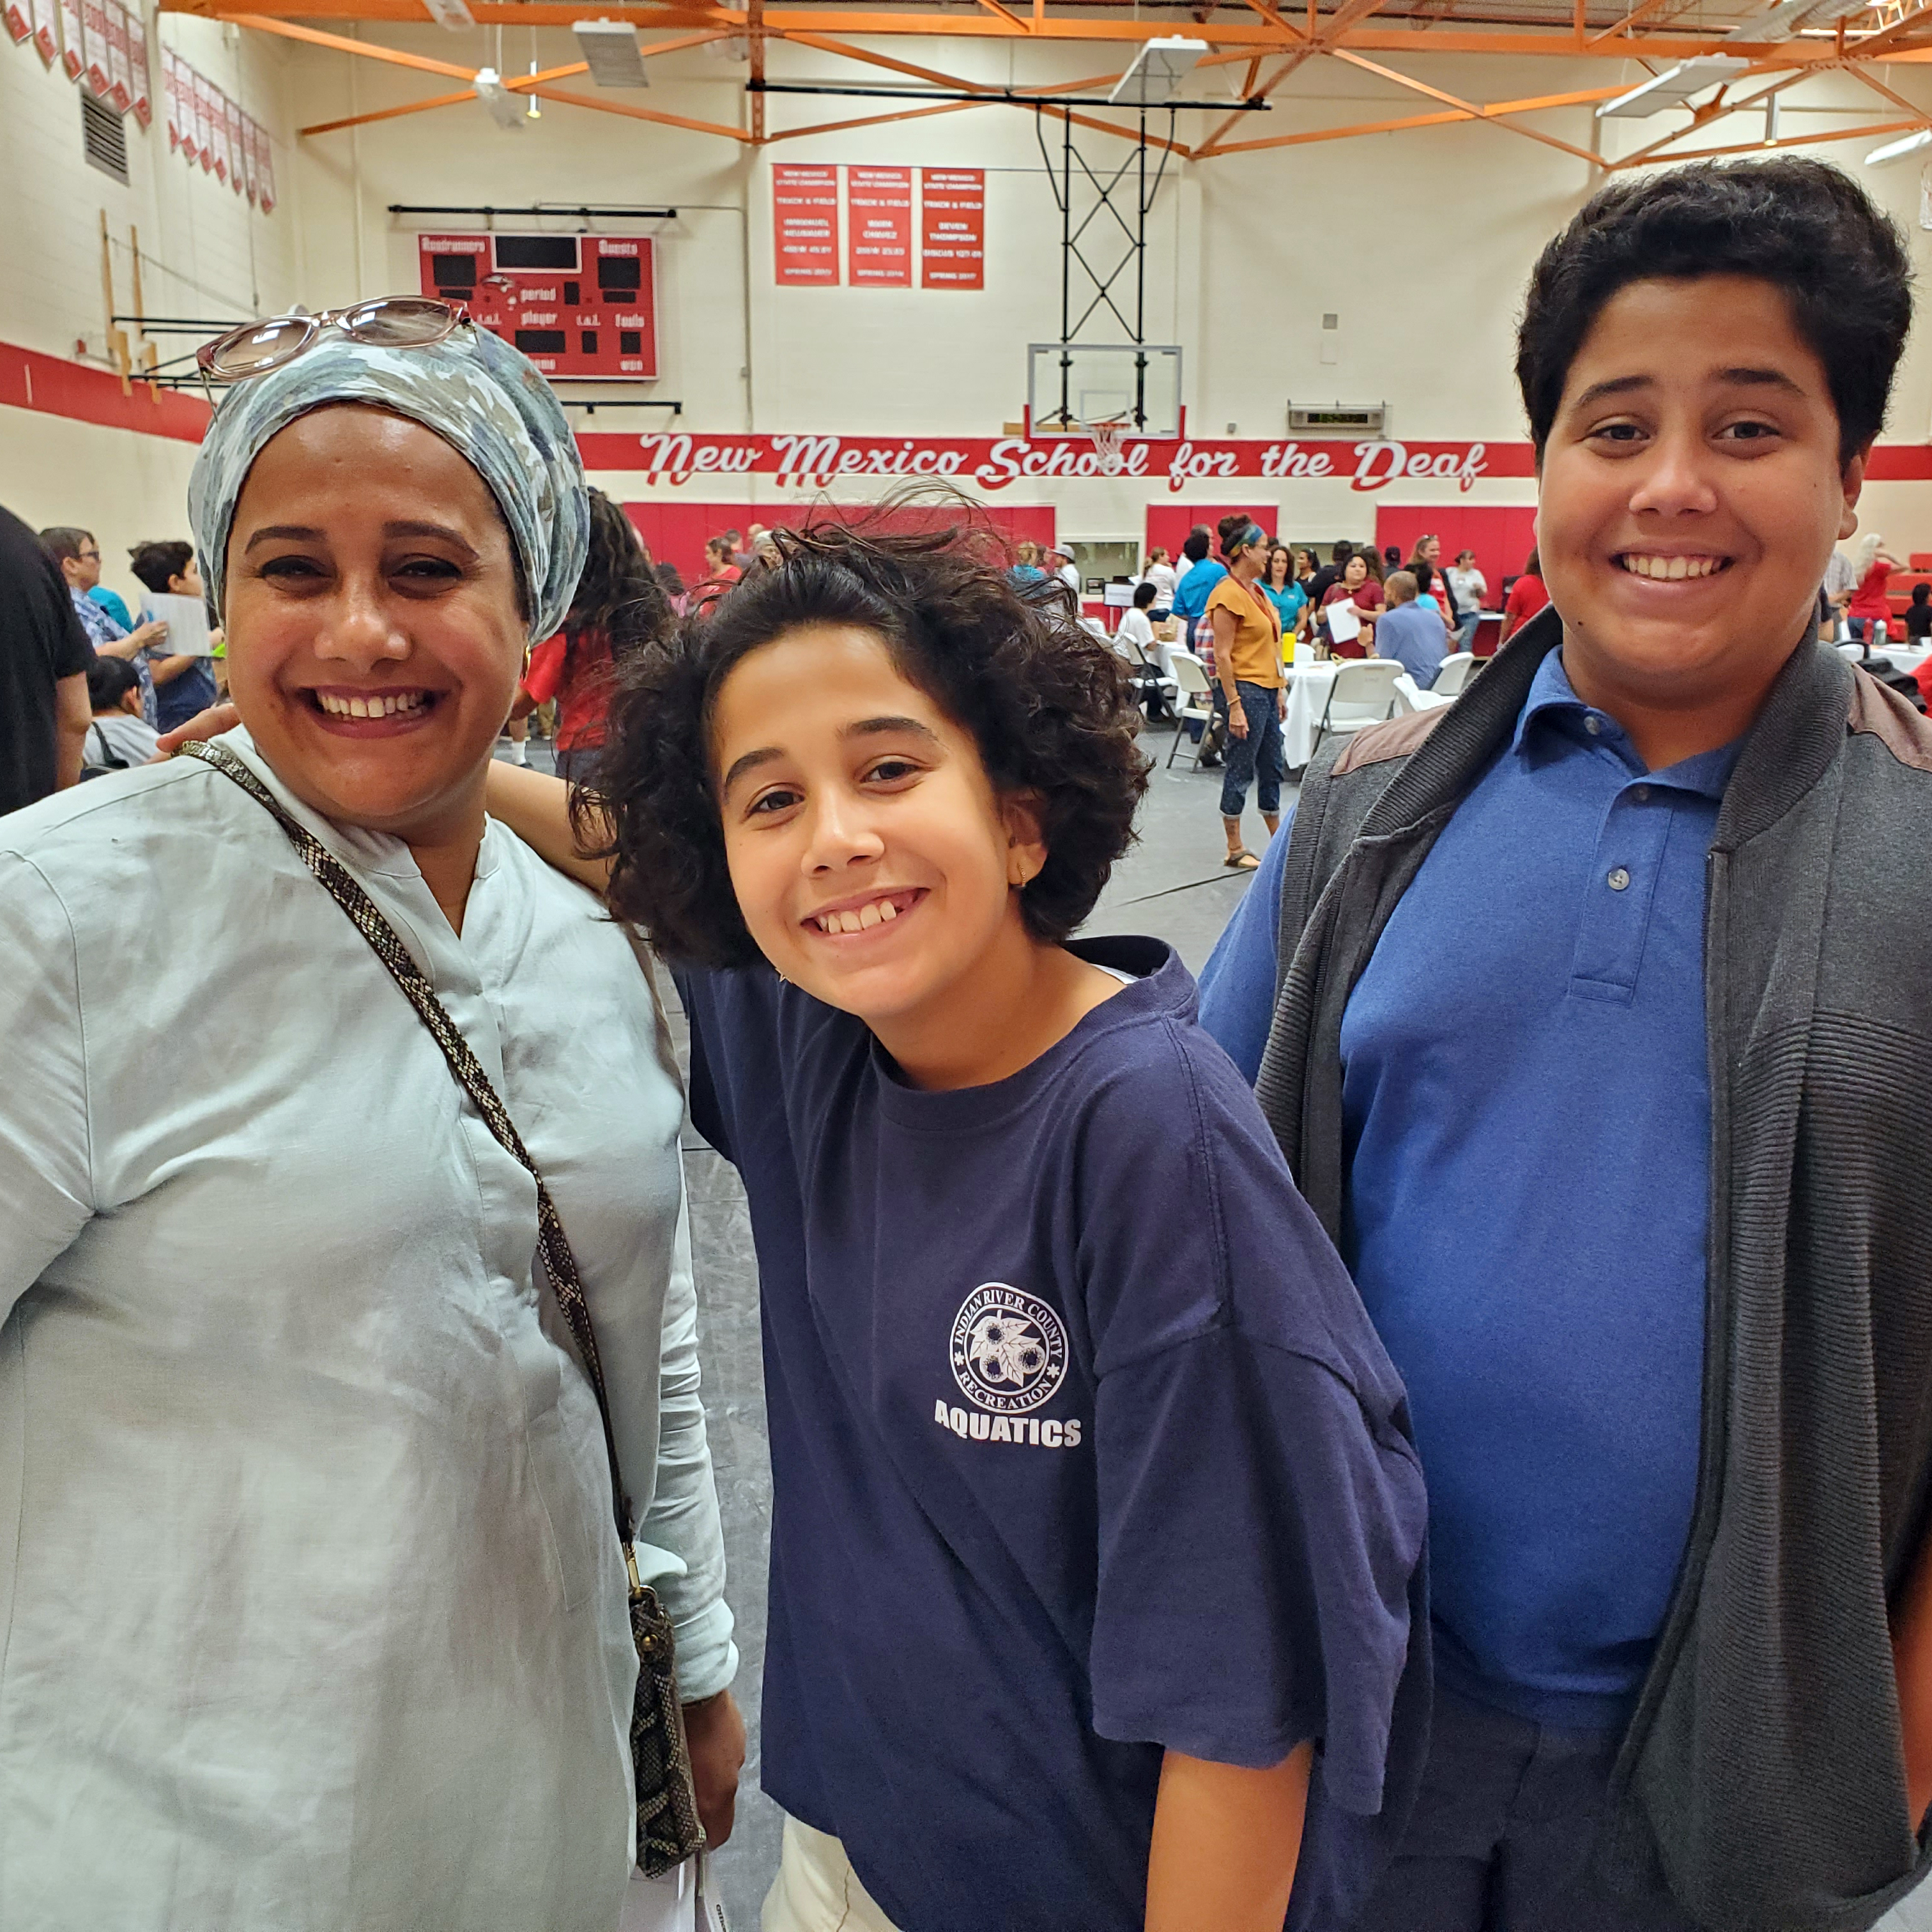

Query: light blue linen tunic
left=0, top=730, right=734, bottom=1932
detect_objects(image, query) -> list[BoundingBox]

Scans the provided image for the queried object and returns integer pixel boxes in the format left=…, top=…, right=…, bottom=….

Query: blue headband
left=188, top=321, right=588, bottom=644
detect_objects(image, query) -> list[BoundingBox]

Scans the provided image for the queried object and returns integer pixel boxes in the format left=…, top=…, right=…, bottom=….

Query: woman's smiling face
left=1537, top=273, right=1863, bottom=709
left=222, top=404, right=527, bottom=842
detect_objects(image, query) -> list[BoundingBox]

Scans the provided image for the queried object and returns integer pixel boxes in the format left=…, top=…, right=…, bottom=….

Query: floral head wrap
left=187, top=319, right=588, bottom=643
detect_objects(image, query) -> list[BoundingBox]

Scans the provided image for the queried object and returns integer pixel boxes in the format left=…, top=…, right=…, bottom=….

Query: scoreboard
left=417, top=232, right=658, bottom=381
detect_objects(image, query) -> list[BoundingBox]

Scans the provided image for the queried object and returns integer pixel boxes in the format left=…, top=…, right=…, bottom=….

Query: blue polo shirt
left=1374, top=601, right=1448, bottom=689
left=1172, top=557, right=1227, bottom=623
left=1200, top=650, right=1737, bottom=1729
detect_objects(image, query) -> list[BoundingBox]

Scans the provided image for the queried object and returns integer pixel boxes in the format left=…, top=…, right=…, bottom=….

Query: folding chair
left=1165, top=652, right=1218, bottom=770
left=1310, top=660, right=1406, bottom=762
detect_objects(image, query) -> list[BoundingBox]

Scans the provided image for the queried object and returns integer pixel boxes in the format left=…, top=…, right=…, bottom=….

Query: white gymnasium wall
left=0, top=10, right=296, bottom=594
left=8, top=19, right=1932, bottom=549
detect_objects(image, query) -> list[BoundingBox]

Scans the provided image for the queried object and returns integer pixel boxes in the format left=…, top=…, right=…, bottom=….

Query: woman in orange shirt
left=1205, top=516, right=1286, bottom=871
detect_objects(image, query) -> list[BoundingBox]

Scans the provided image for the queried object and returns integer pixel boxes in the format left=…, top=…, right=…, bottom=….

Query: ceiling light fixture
left=420, top=0, right=475, bottom=28
left=472, top=68, right=528, bottom=131
left=573, top=19, right=651, bottom=87
left=1867, top=126, right=1932, bottom=164
left=1596, top=55, right=1748, bottom=118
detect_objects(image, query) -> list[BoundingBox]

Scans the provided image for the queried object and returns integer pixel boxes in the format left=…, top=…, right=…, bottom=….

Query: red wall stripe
left=0, top=339, right=213, bottom=443
left=4, top=335, right=1932, bottom=488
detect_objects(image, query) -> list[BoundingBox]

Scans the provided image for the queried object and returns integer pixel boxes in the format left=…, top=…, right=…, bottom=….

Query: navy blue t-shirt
left=678, top=936, right=1429, bottom=1932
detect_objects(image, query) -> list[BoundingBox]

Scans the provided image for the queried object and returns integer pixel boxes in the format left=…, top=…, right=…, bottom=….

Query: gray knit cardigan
left=1256, top=608, right=1932, bottom=1931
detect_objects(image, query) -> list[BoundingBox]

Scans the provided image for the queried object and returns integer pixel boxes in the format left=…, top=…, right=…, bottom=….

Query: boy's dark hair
left=128, top=539, right=193, bottom=594
left=86, top=655, right=140, bottom=713
left=1181, top=527, right=1212, bottom=565
left=1517, top=157, right=1912, bottom=466
left=1133, top=580, right=1158, bottom=609
left=1331, top=541, right=1353, bottom=564
left=1913, top=583, right=1929, bottom=604
left=583, top=511, right=1149, bottom=970
left=1413, top=560, right=1436, bottom=595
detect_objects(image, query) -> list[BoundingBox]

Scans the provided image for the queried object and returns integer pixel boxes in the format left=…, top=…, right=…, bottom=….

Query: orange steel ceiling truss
left=176, top=0, right=1932, bottom=168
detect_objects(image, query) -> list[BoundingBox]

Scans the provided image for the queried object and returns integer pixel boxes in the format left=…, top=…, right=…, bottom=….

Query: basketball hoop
left=1082, top=415, right=1131, bottom=476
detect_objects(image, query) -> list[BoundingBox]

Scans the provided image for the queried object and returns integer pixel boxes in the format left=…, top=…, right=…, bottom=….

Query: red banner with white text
left=921, top=169, right=985, bottom=290
left=847, top=165, right=912, bottom=288
left=773, top=164, right=840, bottom=286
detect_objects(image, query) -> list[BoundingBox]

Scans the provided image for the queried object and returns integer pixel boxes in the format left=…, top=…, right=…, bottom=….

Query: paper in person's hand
left=1326, top=599, right=1363, bottom=645
left=146, top=592, right=214, bottom=656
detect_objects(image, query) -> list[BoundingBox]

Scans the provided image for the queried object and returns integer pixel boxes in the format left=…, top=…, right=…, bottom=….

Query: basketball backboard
left=1027, top=342, right=1183, bottom=440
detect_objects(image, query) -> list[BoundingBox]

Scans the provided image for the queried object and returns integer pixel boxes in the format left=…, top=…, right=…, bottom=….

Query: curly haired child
left=487, top=512, right=1429, bottom=1932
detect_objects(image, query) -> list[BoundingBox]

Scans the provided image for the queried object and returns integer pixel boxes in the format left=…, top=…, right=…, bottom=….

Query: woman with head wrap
left=0, top=307, right=741, bottom=1929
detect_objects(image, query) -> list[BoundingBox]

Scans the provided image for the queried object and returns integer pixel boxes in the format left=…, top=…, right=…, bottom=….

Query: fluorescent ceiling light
left=1597, top=55, right=1748, bottom=118
left=1109, top=37, right=1208, bottom=107
left=472, top=68, right=528, bottom=131
left=1866, top=126, right=1932, bottom=164
left=573, top=19, right=651, bottom=88
left=420, top=0, right=475, bottom=28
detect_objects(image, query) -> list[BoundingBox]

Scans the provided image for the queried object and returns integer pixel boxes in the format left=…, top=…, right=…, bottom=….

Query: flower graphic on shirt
left=950, top=1285, right=1069, bottom=1414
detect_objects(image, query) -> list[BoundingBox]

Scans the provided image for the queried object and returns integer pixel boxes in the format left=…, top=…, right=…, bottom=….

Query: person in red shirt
left=1845, top=532, right=1899, bottom=642
left=1318, top=551, right=1385, bottom=659
left=512, top=491, right=673, bottom=786
left=1496, top=548, right=1551, bottom=647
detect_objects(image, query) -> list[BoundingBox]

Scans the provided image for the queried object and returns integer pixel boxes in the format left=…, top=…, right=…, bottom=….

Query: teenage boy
left=126, top=539, right=219, bottom=734
left=1199, top=157, right=1932, bottom=1932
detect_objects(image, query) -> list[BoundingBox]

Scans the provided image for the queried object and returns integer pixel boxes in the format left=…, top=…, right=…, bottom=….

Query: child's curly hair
left=577, top=508, right=1149, bottom=969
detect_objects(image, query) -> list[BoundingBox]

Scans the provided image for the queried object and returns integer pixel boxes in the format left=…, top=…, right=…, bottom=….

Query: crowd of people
left=2, top=153, right=1932, bottom=1932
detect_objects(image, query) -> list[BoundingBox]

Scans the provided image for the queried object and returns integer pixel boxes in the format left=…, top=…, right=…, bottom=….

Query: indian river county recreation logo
left=950, top=1284, right=1068, bottom=1416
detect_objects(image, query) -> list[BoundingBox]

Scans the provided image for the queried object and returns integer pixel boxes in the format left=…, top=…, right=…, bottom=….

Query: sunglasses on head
left=195, top=298, right=470, bottom=385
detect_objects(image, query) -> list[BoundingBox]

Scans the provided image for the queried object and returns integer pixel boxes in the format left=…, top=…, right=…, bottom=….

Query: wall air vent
left=1287, top=401, right=1388, bottom=437
left=82, top=93, right=129, bottom=186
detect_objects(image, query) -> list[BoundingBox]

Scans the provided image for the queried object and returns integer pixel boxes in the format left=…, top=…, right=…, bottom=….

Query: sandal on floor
left=1223, top=850, right=1261, bottom=871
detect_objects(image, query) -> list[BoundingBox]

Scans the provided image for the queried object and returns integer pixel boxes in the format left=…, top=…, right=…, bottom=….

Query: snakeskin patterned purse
left=178, top=739, right=707, bottom=1880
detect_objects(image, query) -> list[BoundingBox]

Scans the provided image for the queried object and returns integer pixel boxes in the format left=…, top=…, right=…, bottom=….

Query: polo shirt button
left=1585, top=716, right=1603, bottom=735
left=1607, top=866, right=1632, bottom=891
left=1632, top=785, right=1651, bottom=802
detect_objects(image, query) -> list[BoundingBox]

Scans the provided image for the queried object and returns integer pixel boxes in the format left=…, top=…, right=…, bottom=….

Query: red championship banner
left=4, top=0, right=29, bottom=49
left=921, top=169, right=985, bottom=291
left=125, top=1, right=148, bottom=125
left=103, top=2, right=132, bottom=115
left=81, top=0, right=108, bottom=94
left=254, top=117, right=276, bottom=213
left=772, top=164, right=839, bottom=286
left=846, top=165, right=912, bottom=288
left=57, top=0, right=81, bottom=79
left=30, top=0, right=57, bottom=65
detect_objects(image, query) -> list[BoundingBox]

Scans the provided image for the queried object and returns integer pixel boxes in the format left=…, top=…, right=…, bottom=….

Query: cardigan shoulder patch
left=1331, top=705, right=1450, bottom=776
left=1848, top=667, right=1932, bottom=775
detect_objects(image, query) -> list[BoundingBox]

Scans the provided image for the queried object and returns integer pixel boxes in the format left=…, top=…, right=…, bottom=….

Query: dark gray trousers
left=1357, top=1688, right=1698, bottom=1932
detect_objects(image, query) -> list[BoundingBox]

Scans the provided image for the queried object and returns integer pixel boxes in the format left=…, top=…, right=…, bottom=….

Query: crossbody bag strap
left=174, top=739, right=635, bottom=1547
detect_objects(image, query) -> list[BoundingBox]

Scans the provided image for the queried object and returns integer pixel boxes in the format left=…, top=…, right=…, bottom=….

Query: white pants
left=760, top=1816, right=904, bottom=1932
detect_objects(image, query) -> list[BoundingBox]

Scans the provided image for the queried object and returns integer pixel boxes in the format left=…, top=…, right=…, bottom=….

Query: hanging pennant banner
left=194, top=69, right=214, bottom=170
left=213, top=85, right=233, bottom=185
left=226, top=95, right=245, bottom=192
left=162, top=45, right=180, bottom=148
left=921, top=169, right=985, bottom=291
left=125, top=1, right=149, bottom=125
left=4, top=0, right=29, bottom=49
left=58, top=0, right=83, bottom=79
left=240, top=105, right=257, bottom=203
left=104, top=1, right=132, bottom=115
left=772, top=164, right=839, bottom=286
left=30, top=0, right=57, bottom=65
left=253, top=116, right=275, bottom=213
left=81, top=0, right=110, bottom=95
left=846, top=165, right=912, bottom=288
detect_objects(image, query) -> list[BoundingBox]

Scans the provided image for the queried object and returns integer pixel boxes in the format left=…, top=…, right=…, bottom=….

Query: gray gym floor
left=509, top=721, right=1932, bottom=1931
